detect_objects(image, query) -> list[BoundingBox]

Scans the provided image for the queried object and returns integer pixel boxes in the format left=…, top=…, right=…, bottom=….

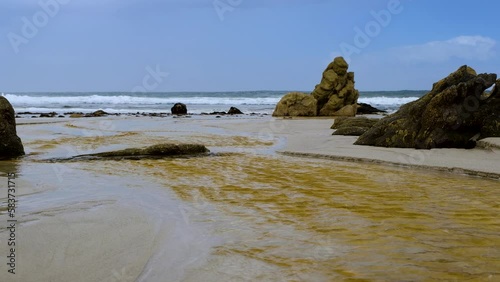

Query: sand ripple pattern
left=112, top=154, right=500, bottom=281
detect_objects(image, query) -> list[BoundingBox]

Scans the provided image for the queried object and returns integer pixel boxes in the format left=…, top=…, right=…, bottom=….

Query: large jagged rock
left=0, top=97, right=24, bottom=159
left=272, top=92, right=317, bottom=117
left=311, top=57, right=359, bottom=116
left=355, top=66, right=500, bottom=149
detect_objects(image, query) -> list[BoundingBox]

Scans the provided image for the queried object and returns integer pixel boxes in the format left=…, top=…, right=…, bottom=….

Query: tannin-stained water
left=97, top=154, right=500, bottom=281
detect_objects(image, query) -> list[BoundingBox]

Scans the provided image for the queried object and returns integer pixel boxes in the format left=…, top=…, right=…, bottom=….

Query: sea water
left=2, top=90, right=426, bottom=114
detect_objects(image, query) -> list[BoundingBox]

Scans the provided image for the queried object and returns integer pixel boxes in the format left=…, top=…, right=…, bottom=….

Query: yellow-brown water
left=11, top=117, right=500, bottom=281
left=90, top=154, right=500, bottom=281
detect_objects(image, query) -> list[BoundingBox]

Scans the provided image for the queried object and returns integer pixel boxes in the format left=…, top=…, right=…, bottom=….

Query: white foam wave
left=4, top=94, right=281, bottom=106
left=358, top=96, right=419, bottom=105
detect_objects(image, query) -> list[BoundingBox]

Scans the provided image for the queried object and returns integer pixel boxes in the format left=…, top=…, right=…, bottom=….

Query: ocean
left=2, top=90, right=427, bottom=115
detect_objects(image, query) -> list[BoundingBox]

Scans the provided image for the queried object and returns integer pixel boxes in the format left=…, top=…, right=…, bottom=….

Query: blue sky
left=0, top=0, right=498, bottom=92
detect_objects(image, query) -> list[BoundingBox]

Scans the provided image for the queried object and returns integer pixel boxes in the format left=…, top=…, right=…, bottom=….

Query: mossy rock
left=272, top=92, right=317, bottom=117
left=332, top=126, right=370, bottom=136
left=311, top=56, right=359, bottom=116
left=0, top=97, right=24, bottom=159
left=61, top=143, right=210, bottom=161
left=355, top=66, right=500, bottom=149
left=331, top=117, right=378, bottom=129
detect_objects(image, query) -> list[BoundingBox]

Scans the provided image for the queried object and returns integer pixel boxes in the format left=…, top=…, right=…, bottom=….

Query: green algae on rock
left=55, top=143, right=209, bottom=161
left=331, top=116, right=379, bottom=136
left=355, top=65, right=500, bottom=149
left=0, top=96, right=25, bottom=159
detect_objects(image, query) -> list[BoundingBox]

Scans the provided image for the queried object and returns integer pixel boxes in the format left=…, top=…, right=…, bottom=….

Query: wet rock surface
left=0, top=96, right=25, bottom=159
left=50, top=143, right=210, bottom=161
left=355, top=66, right=500, bottom=148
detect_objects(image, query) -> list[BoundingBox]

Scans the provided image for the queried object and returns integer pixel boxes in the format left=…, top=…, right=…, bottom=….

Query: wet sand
left=0, top=115, right=499, bottom=281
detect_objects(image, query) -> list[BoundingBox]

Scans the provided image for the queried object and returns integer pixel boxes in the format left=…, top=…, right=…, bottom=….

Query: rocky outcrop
left=171, top=103, right=187, bottom=115
left=355, top=66, right=500, bottom=149
left=272, top=92, right=317, bottom=117
left=272, top=56, right=361, bottom=117
left=88, top=110, right=108, bottom=117
left=0, top=97, right=25, bottom=159
left=312, top=57, right=359, bottom=116
left=331, top=117, right=379, bottom=136
left=227, top=107, right=243, bottom=115
left=56, top=143, right=209, bottom=161
left=357, top=103, right=386, bottom=115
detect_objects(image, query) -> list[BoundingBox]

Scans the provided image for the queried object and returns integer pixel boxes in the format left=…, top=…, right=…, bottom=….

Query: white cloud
left=394, top=35, right=496, bottom=63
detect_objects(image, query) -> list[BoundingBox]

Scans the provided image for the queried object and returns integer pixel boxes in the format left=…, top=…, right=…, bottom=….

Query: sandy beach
left=0, top=115, right=498, bottom=281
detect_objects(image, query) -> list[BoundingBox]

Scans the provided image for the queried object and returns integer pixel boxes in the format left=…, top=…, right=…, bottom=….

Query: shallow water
left=90, top=153, right=500, bottom=281
left=3, top=117, right=500, bottom=281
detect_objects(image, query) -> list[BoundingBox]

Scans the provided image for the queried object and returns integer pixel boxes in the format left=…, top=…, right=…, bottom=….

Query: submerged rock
left=171, top=103, right=187, bottom=115
left=40, top=112, right=57, bottom=118
left=331, top=116, right=379, bottom=136
left=312, top=57, right=359, bottom=116
left=63, top=143, right=209, bottom=161
left=0, top=97, right=25, bottom=159
left=87, top=110, right=109, bottom=117
left=355, top=65, right=500, bottom=148
left=272, top=92, right=317, bottom=117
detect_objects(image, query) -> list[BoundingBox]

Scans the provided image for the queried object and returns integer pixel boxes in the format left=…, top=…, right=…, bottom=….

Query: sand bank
left=209, top=116, right=500, bottom=179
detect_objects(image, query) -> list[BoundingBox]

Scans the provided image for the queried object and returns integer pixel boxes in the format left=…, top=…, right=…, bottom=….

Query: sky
left=0, top=0, right=499, bottom=92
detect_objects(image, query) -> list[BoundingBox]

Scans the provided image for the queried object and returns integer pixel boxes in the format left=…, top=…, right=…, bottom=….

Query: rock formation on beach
left=312, top=57, right=359, bottom=116
left=272, top=92, right=317, bottom=117
left=331, top=117, right=379, bottom=136
left=355, top=65, right=500, bottom=149
left=0, top=96, right=25, bottom=159
left=171, top=103, right=188, bottom=115
left=227, top=107, right=243, bottom=115
left=54, top=143, right=209, bottom=161
left=272, top=56, right=359, bottom=117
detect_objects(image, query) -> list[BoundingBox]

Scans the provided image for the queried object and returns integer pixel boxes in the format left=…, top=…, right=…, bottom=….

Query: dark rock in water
left=272, top=92, right=317, bottom=117
left=331, top=117, right=378, bottom=136
left=40, top=112, right=57, bottom=118
left=355, top=65, right=500, bottom=149
left=311, top=57, right=359, bottom=116
left=357, top=103, right=386, bottom=114
left=87, top=110, right=108, bottom=117
left=227, top=107, right=243, bottom=115
left=70, top=113, right=84, bottom=118
left=61, top=143, right=209, bottom=161
left=210, top=111, right=226, bottom=115
left=171, top=103, right=187, bottom=115
left=0, top=97, right=25, bottom=159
